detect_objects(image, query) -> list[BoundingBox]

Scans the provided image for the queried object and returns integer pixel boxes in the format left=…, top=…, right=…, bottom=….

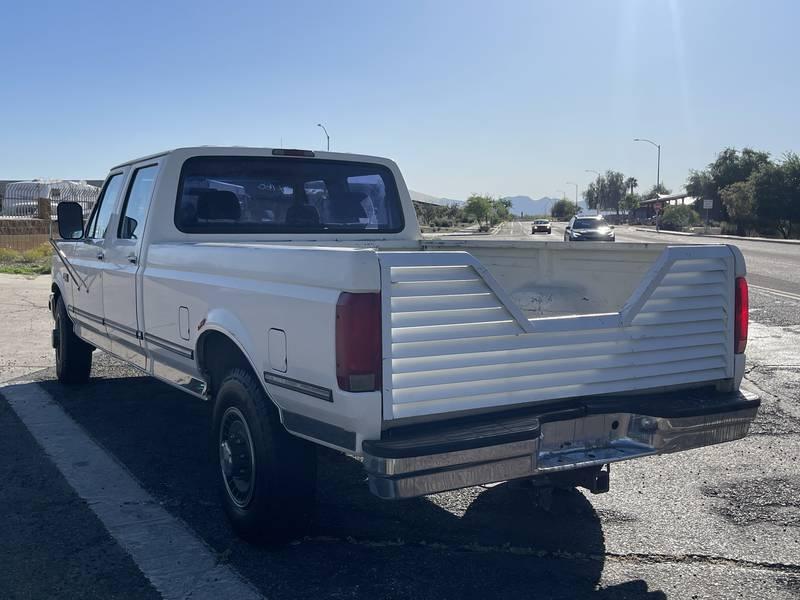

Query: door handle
left=127, top=254, right=137, bottom=264
left=97, top=251, right=105, bottom=260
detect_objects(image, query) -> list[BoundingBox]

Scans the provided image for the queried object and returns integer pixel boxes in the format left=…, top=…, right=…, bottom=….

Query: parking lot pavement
left=0, top=274, right=52, bottom=383
left=1, top=276, right=799, bottom=599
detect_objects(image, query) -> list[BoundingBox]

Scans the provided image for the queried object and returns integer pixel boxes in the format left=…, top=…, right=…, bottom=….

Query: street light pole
left=584, top=170, right=600, bottom=214
left=634, top=138, right=661, bottom=190
left=566, top=182, right=579, bottom=212
left=317, top=123, right=330, bottom=151
left=553, top=190, right=566, bottom=216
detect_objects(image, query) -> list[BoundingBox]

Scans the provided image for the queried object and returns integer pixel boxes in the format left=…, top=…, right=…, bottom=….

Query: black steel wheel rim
left=219, top=406, right=256, bottom=508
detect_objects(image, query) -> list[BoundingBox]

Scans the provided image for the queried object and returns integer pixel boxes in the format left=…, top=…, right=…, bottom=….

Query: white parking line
left=749, top=284, right=800, bottom=303
left=2, top=381, right=264, bottom=600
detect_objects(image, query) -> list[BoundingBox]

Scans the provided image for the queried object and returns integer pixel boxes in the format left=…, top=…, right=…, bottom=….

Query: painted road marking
left=749, top=284, right=800, bottom=303
left=2, top=381, right=264, bottom=600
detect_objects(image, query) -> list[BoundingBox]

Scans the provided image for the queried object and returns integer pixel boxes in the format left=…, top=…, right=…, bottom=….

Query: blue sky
left=1, top=0, right=798, bottom=200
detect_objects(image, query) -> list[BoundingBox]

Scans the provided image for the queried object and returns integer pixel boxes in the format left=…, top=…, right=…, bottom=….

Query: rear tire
left=55, top=297, right=93, bottom=384
left=212, top=368, right=317, bottom=543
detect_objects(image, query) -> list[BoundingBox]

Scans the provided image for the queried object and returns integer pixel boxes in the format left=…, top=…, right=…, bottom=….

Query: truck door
left=69, top=171, right=126, bottom=351
left=102, top=163, right=160, bottom=369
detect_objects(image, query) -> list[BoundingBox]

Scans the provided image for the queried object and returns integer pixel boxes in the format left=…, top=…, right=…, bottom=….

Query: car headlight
left=572, top=231, right=582, bottom=237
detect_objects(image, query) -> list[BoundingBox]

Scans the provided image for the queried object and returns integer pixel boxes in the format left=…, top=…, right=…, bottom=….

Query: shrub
left=22, top=243, right=53, bottom=262
left=661, top=205, right=701, bottom=231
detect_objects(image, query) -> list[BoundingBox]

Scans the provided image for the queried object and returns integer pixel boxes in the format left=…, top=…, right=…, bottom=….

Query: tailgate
left=377, top=245, right=737, bottom=421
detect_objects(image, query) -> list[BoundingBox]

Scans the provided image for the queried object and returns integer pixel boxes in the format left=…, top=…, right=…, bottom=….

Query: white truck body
left=50, top=147, right=758, bottom=507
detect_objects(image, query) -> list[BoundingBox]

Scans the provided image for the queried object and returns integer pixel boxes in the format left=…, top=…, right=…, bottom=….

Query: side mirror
left=57, top=202, right=84, bottom=240
left=610, top=225, right=615, bottom=229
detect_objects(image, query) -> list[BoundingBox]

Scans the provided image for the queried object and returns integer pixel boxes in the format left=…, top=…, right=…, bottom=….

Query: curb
left=633, top=228, right=800, bottom=246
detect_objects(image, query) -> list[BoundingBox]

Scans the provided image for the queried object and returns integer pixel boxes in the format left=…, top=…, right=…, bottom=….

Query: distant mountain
left=409, top=189, right=463, bottom=207
left=504, top=195, right=588, bottom=217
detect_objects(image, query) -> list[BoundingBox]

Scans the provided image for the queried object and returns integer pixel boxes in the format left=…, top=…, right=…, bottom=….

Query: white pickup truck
left=50, top=146, right=759, bottom=542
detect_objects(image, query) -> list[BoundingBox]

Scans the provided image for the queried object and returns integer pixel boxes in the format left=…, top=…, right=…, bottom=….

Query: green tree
left=642, top=182, right=671, bottom=200
left=584, top=180, right=601, bottom=210
left=464, top=194, right=494, bottom=230
left=603, top=170, right=626, bottom=216
left=625, top=177, right=638, bottom=196
left=686, top=169, right=716, bottom=200
left=492, top=198, right=511, bottom=223
left=620, top=193, right=640, bottom=217
left=719, top=181, right=756, bottom=236
left=550, top=198, right=579, bottom=220
left=710, top=147, right=770, bottom=193
left=686, top=147, right=771, bottom=222
left=750, top=153, right=800, bottom=239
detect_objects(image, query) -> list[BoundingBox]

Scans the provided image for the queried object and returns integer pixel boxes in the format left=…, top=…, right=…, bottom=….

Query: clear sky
left=1, top=0, right=797, bottom=200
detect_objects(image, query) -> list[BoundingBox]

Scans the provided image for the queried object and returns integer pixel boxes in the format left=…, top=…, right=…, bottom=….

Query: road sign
left=703, top=198, right=713, bottom=210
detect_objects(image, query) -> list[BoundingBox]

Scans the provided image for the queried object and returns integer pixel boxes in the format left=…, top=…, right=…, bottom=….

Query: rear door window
left=118, top=165, right=159, bottom=239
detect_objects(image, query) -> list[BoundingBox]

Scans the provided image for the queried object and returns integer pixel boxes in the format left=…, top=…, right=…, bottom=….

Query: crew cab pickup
left=50, top=146, right=758, bottom=542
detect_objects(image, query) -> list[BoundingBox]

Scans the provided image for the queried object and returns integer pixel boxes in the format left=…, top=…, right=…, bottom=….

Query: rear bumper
left=363, top=388, right=759, bottom=499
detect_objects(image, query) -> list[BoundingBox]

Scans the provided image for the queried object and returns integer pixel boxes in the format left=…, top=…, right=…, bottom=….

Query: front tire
left=55, top=297, right=93, bottom=384
left=212, top=368, right=317, bottom=543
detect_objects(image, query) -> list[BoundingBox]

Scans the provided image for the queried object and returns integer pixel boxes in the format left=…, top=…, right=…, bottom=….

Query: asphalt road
left=1, top=220, right=799, bottom=600
left=495, top=220, right=800, bottom=298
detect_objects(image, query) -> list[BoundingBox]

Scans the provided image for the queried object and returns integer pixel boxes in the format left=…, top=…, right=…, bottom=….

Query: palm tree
left=625, top=177, right=638, bottom=196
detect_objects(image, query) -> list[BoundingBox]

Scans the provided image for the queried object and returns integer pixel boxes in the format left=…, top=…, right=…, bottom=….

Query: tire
left=547, top=228, right=551, bottom=235
left=212, top=368, right=317, bottom=543
left=55, top=297, right=93, bottom=384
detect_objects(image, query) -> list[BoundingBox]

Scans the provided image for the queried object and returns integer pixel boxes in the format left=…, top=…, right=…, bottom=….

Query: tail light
left=336, top=292, right=382, bottom=391
left=734, top=277, right=748, bottom=354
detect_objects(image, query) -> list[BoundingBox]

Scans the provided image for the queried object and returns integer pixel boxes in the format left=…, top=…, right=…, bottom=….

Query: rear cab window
left=174, top=156, right=404, bottom=234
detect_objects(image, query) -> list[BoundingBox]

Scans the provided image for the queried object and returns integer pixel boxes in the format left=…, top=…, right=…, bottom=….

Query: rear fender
left=195, top=308, right=261, bottom=387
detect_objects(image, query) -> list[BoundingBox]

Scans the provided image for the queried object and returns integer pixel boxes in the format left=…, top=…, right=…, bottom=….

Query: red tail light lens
left=336, top=292, right=382, bottom=392
left=734, top=277, right=748, bottom=354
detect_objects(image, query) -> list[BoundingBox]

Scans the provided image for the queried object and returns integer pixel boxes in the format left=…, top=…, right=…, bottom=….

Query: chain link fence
left=0, top=180, right=100, bottom=252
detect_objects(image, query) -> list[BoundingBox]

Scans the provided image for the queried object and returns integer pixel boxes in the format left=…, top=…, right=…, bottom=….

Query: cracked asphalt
left=1, top=236, right=799, bottom=599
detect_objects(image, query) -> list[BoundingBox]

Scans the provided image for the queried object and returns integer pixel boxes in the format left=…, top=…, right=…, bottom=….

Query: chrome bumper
left=364, top=391, right=759, bottom=500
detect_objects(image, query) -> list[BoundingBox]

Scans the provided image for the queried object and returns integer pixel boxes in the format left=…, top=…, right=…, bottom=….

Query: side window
left=86, top=173, right=125, bottom=239
left=118, top=165, right=159, bottom=240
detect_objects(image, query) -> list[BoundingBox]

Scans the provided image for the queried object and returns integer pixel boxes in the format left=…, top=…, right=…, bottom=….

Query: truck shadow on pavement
left=35, top=367, right=667, bottom=600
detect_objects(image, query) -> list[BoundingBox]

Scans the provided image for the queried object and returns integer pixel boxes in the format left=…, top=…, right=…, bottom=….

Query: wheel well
left=51, top=283, right=62, bottom=318
left=197, top=331, right=257, bottom=398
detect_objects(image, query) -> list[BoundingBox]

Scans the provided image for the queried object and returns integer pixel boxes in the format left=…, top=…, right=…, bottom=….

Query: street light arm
left=634, top=137, right=659, bottom=149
